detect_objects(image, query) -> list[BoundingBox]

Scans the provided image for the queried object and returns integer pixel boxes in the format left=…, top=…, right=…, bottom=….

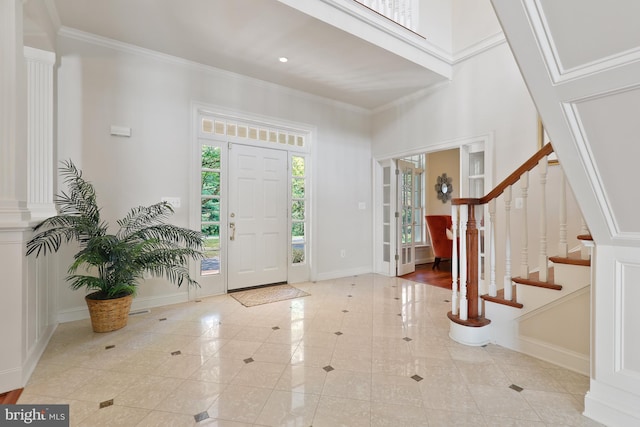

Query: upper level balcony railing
left=354, top=0, right=418, bottom=32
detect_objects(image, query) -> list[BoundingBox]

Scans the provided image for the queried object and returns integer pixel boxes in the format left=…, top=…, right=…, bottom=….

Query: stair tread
left=481, top=288, right=524, bottom=309
left=447, top=311, right=491, bottom=327
left=549, top=251, right=591, bottom=267
left=513, top=269, right=562, bottom=290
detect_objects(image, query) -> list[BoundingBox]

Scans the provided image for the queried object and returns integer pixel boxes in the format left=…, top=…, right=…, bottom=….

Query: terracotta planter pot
left=85, top=292, right=133, bottom=333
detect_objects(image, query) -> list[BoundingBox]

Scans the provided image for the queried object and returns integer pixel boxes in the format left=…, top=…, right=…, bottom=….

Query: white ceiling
left=47, top=0, right=446, bottom=110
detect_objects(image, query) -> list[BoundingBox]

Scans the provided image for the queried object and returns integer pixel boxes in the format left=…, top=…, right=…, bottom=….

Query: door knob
left=229, top=222, right=236, bottom=241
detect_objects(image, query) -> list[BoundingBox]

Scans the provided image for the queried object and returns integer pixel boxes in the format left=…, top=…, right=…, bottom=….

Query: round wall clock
left=435, top=173, right=453, bottom=203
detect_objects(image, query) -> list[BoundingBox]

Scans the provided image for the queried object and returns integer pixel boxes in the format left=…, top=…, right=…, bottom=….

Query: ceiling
left=45, top=0, right=446, bottom=110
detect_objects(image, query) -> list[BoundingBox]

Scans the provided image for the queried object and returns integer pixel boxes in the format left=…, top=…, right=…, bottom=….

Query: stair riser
left=484, top=299, right=522, bottom=323
left=484, top=263, right=591, bottom=321
left=553, top=263, right=591, bottom=291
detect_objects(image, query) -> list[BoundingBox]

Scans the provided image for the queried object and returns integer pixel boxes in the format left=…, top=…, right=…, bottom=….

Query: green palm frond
left=126, top=224, right=204, bottom=249
left=67, top=275, right=106, bottom=292
left=58, top=160, right=102, bottom=223
left=27, top=159, right=204, bottom=298
left=116, top=203, right=174, bottom=239
left=144, top=263, right=198, bottom=288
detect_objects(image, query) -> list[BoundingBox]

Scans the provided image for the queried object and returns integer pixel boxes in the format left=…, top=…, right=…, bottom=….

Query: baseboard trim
left=315, top=266, right=372, bottom=282
left=585, top=381, right=640, bottom=426
left=518, top=335, right=589, bottom=375
left=22, top=323, right=57, bottom=387
left=57, top=292, right=189, bottom=323
left=0, top=367, right=22, bottom=395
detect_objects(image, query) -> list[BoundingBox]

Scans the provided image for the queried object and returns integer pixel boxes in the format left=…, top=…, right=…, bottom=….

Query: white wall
left=519, top=287, right=590, bottom=356
left=452, top=0, right=503, bottom=53
left=55, top=34, right=373, bottom=318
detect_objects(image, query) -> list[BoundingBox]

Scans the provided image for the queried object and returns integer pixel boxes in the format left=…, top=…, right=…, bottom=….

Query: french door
left=227, top=143, right=288, bottom=290
left=397, top=159, right=417, bottom=275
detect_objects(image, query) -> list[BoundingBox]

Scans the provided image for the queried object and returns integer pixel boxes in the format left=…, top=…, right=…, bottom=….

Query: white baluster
left=451, top=205, right=459, bottom=315
left=539, top=157, right=549, bottom=282
left=504, top=186, right=513, bottom=301
left=459, top=205, right=469, bottom=321
left=489, top=199, right=497, bottom=297
left=520, top=171, right=529, bottom=279
left=580, top=217, right=590, bottom=260
left=558, top=172, right=568, bottom=257
left=580, top=217, right=589, bottom=236
left=406, top=0, right=414, bottom=30
left=384, top=0, right=392, bottom=17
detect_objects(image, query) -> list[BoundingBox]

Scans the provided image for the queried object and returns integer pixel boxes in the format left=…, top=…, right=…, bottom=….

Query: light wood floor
left=0, top=388, right=23, bottom=404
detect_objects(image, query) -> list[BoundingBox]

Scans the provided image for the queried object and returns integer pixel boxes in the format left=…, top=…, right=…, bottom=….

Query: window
left=201, top=145, right=221, bottom=275
left=291, top=155, right=306, bottom=264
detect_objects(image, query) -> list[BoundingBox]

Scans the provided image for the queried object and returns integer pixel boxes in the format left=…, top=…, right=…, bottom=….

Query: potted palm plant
left=26, top=160, right=204, bottom=332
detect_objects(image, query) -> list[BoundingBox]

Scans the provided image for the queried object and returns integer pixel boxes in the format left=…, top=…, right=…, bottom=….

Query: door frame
left=191, top=103, right=315, bottom=297
left=373, top=133, right=494, bottom=277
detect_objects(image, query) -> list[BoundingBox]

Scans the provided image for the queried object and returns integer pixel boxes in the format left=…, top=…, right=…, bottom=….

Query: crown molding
left=372, top=79, right=451, bottom=114
left=452, top=32, right=507, bottom=65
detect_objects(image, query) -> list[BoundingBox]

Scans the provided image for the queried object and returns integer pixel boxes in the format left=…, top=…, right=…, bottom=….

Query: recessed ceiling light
left=278, top=57, right=288, bottom=63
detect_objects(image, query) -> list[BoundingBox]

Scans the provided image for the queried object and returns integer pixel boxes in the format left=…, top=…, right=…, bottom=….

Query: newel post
left=448, top=199, right=491, bottom=347
left=466, top=204, right=479, bottom=319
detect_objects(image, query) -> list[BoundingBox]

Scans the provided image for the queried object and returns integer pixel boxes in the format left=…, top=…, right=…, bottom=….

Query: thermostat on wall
left=110, top=125, right=131, bottom=137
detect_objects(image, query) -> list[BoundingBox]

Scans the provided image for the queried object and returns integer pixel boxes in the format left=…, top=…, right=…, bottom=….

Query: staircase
left=447, top=143, right=592, bottom=374
left=484, top=250, right=591, bottom=374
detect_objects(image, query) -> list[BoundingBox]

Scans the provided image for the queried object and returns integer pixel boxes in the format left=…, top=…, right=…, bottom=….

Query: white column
left=0, top=0, right=29, bottom=223
left=558, top=172, right=568, bottom=257
left=520, top=171, right=529, bottom=278
left=451, top=204, right=459, bottom=315
left=24, top=47, right=56, bottom=220
left=504, top=186, right=513, bottom=301
left=0, top=0, right=30, bottom=393
left=539, top=157, right=549, bottom=282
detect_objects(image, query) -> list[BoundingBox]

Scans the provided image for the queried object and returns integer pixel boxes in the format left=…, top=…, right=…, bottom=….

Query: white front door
left=397, top=159, right=417, bottom=276
left=227, top=143, right=288, bottom=290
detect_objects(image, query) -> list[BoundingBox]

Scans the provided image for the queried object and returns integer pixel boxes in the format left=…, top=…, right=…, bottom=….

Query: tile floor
left=19, top=274, right=604, bottom=426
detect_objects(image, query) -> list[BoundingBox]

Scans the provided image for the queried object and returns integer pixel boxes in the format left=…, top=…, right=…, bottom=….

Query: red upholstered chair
left=425, top=215, right=454, bottom=270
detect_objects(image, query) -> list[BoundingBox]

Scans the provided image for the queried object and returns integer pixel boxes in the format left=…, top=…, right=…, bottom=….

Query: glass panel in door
left=397, top=160, right=416, bottom=275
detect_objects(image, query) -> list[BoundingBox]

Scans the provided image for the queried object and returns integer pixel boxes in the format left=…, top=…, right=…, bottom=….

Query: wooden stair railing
left=448, top=143, right=556, bottom=327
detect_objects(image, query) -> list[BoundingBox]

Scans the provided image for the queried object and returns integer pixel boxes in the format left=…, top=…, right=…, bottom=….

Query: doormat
left=230, top=284, right=310, bottom=307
